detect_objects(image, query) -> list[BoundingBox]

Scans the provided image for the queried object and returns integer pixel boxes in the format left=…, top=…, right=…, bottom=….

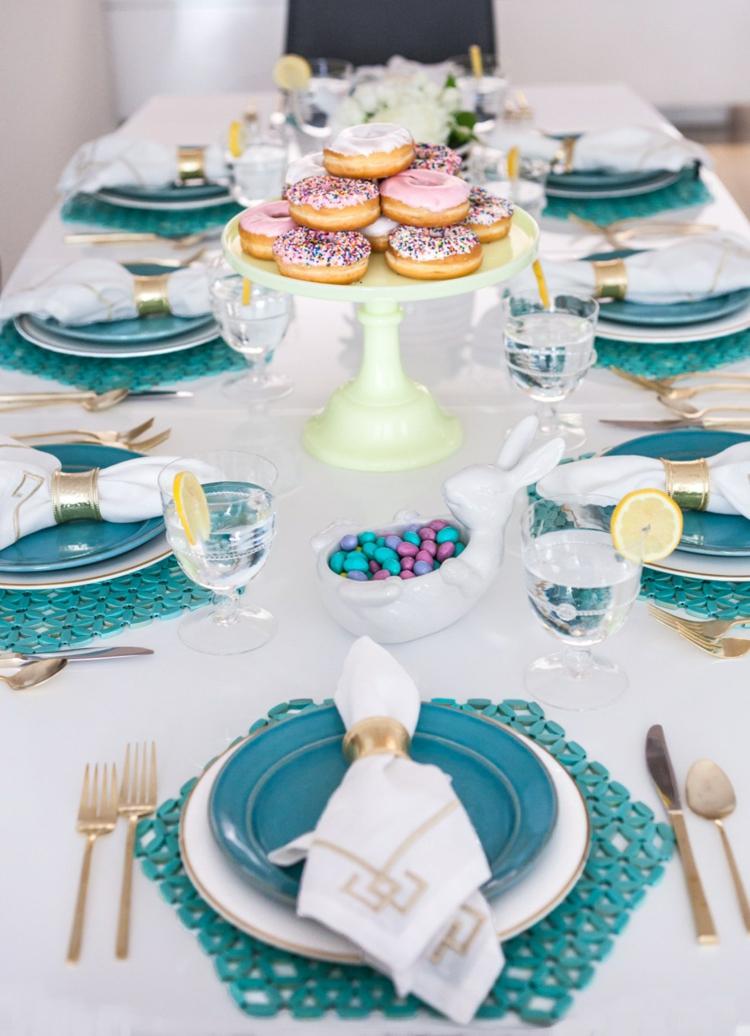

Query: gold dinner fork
left=15, top=419, right=171, bottom=452
left=657, top=399, right=750, bottom=420
left=611, top=368, right=750, bottom=402
left=115, top=743, right=157, bottom=959
left=650, top=607, right=750, bottom=657
left=648, top=603, right=750, bottom=641
left=67, top=762, right=119, bottom=963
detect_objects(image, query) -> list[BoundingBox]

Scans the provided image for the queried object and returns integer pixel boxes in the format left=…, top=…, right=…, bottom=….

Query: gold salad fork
left=648, top=604, right=750, bottom=642
left=115, top=743, right=157, bottom=959
left=650, top=605, right=750, bottom=657
left=16, top=418, right=171, bottom=451
left=67, top=762, right=119, bottom=962
left=611, top=368, right=750, bottom=403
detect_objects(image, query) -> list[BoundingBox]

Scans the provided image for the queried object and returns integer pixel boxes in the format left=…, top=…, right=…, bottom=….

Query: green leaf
left=444, top=73, right=458, bottom=89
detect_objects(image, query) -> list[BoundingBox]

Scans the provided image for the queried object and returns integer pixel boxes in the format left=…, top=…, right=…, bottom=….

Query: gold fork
left=658, top=399, right=750, bottom=420
left=648, top=603, right=750, bottom=641
left=67, top=762, right=119, bottom=962
left=15, top=419, right=171, bottom=452
left=611, top=368, right=750, bottom=402
left=651, top=610, right=750, bottom=657
left=115, top=743, right=157, bottom=959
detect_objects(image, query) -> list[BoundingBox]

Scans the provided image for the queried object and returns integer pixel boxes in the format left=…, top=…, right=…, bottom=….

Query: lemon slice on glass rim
left=610, top=488, right=683, bottom=562
left=173, top=470, right=211, bottom=546
left=273, top=54, right=312, bottom=92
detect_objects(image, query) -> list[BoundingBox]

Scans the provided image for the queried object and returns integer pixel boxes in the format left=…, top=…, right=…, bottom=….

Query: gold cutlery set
left=0, top=388, right=191, bottom=413
left=67, top=742, right=157, bottom=963
left=16, top=417, right=171, bottom=451
left=649, top=604, right=750, bottom=658
left=605, top=369, right=750, bottom=430
left=646, top=725, right=748, bottom=944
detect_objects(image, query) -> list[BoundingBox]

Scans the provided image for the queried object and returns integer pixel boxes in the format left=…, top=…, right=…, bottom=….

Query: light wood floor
left=704, top=143, right=750, bottom=215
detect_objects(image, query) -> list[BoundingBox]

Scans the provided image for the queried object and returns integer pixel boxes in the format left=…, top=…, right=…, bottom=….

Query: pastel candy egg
left=413, top=560, right=432, bottom=576
left=361, top=541, right=377, bottom=559
left=385, top=534, right=402, bottom=550
left=403, top=530, right=421, bottom=546
left=436, top=526, right=459, bottom=543
left=436, top=541, right=455, bottom=561
left=397, top=541, right=418, bottom=557
left=401, top=557, right=415, bottom=571
left=374, top=546, right=398, bottom=564
left=420, top=539, right=437, bottom=557
left=340, top=534, right=358, bottom=551
left=372, top=569, right=390, bottom=580
left=359, top=531, right=376, bottom=544
left=347, top=570, right=368, bottom=581
left=344, top=553, right=369, bottom=572
left=429, top=519, right=447, bottom=531
left=455, top=541, right=466, bottom=557
left=376, top=536, right=385, bottom=546
left=400, top=569, right=416, bottom=579
left=329, top=550, right=346, bottom=574
left=418, top=527, right=436, bottom=541
left=369, top=560, right=380, bottom=573
left=415, top=549, right=433, bottom=564
left=382, top=557, right=401, bottom=576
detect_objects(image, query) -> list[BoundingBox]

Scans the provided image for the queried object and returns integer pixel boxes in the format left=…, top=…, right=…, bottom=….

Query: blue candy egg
left=436, top=526, right=459, bottom=544
left=340, top=534, right=359, bottom=551
left=343, top=553, right=369, bottom=572
left=413, top=560, right=432, bottom=576
left=329, top=550, right=346, bottom=574
left=347, top=570, right=369, bottom=581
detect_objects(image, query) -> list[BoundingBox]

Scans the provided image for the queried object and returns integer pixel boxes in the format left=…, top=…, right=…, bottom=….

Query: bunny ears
left=497, top=416, right=565, bottom=489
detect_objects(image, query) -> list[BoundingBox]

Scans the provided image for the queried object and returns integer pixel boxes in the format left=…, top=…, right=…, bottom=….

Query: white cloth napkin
left=57, top=134, right=228, bottom=194
left=269, top=637, right=503, bottom=1024
left=0, top=260, right=211, bottom=326
left=0, top=437, right=212, bottom=550
left=487, top=124, right=710, bottom=174
left=538, top=442, right=750, bottom=517
left=524, top=232, right=750, bottom=304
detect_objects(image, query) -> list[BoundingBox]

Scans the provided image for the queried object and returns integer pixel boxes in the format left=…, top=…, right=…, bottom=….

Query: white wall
left=0, top=0, right=116, bottom=279
left=103, top=0, right=750, bottom=121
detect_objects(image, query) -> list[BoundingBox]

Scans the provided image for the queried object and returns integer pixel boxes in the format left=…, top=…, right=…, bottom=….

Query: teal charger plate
left=107, top=183, right=229, bottom=203
left=0, top=443, right=164, bottom=572
left=547, top=168, right=668, bottom=190
left=606, top=429, right=750, bottom=555
left=601, top=289, right=750, bottom=328
left=209, top=702, right=558, bottom=905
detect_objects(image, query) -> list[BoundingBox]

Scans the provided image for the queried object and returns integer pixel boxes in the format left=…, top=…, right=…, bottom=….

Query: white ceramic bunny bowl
left=312, top=416, right=564, bottom=643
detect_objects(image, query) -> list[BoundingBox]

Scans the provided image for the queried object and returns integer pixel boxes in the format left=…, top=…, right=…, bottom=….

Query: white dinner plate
left=93, top=188, right=233, bottom=211
left=0, top=533, right=171, bottom=590
left=14, top=313, right=221, bottom=359
left=180, top=714, right=591, bottom=961
left=545, top=169, right=682, bottom=200
left=597, top=302, right=750, bottom=344
left=647, top=548, right=750, bottom=582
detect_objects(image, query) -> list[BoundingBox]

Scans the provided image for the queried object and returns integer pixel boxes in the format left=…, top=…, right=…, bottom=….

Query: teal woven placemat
left=595, top=327, right=750, bottom=378
left=0, top=322, right=244, bottom=391
left=62, top=193, right=242, bottom=237
left=135, top=697, right=673, bottom=1026
left=0, top=556, right=211, bottom=653
left=543, top=169, right=711, bottom=224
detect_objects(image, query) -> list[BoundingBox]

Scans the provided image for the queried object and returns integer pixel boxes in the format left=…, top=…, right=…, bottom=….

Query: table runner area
left=62, top=194, right=243, bottom=236
left=134, top=697, right=673, bottom=1026
left=543, top=169, right=712, bottom=224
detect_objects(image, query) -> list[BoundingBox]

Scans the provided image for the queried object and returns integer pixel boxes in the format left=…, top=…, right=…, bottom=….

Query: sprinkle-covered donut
left=283, top=152, right=326, bottom=194
left=465, top=186, right=514, bottom=243
left=238, top=200, right=296, bottom=260
left=380, top=169, right=470, bottom=227
left=324, top=122, right=415, bottom=179
left=272, top=226, right=371, bottom=284
left=361, top=214, right=399, bottom=253
left=286, top=174, right=380, bottom=231
left=386, top=224, right=482, bottom=280
left=412, top=143, right=462, bottom=176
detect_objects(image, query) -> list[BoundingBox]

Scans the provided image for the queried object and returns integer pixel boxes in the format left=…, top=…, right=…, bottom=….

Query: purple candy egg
left=372, top=569, right=390, bottom=580
left=340, top=534, right=358, bottom=551
left=369, top=560, right=380, bottom=573
left=429, top=519, right=447, bottom=531
left=400, top=569, right=416, bottom=579
left=415, top=549, right=433, bottom=563
left=385, top=534, right=402, bottom=550
left=396, top=541, right=418, bottom=557
left=406, top=524, right=420, bottom=533
left=419, top=527, right=436, bottom=541
left=413, top=560, right=432, bottom=576
left=436, top=541, right=455, bottom=561
left=420, top=539, right=437, bottom=557
left=400, top=557, right=415, bottom=570
left=347, top=570, right=368, bottom=581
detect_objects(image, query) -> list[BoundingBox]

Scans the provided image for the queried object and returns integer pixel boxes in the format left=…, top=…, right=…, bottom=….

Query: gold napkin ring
left=177, top=145, right=206, bottom=182
left=133, top=274, right=171, bottom=317
left=558, top=136, right=576, bottom=173
left=51, top=468, right=102, bottom=524
left=593, top=258, right=628, bottom=300
left=342, top=717, right=411, bottom=762
left=661, top=457, right=710, bottom=511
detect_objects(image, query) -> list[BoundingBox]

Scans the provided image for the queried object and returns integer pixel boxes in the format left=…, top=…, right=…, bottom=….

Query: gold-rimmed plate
left=0, top=533, right=171, bottom=590
left=179, top=709, right=590, bottom=960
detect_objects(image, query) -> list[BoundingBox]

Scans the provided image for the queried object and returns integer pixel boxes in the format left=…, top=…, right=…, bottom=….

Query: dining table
left=1, top=82, right=749, bottom=1036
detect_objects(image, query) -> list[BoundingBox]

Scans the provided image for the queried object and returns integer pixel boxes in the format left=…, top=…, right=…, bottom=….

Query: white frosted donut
left=324, top=122, right=415, bottom=179
left=284, top=152, right=326, bottom=188
left=361, top=214, right=399, bottom=253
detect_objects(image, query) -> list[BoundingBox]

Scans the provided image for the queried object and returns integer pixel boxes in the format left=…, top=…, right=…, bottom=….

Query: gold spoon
left=0, top=657, right=67, bottom=690
left=0, top=389, right=128, bottom=413
left=686, top=759, right=750, bottom=932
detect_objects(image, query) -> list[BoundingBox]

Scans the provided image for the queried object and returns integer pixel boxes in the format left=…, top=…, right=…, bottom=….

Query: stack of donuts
left=237, top=122, right=514, bottom=285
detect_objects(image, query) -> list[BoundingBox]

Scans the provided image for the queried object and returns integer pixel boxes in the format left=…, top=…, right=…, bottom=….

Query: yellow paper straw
left=228, top=120, right=243, bottom=158
left=507, top=146, right=520, bottom=181
left=242, top=278, right=252, bottom=306
left=469, top=44, right=484, bottom=78
left=532, top=260, right=551, bottom=310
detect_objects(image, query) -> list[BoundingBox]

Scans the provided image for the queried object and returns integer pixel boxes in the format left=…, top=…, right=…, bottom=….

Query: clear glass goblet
left=231, top=138, right=288, bottom=207
left=503, top=291, right=598, bottom=449
left=450, top=54, right=508, bottom=134
left=467, top=146, right=548, bottom=221
left=210, top=272, right=293, bottom=403
left=521, top=497, right=641, bottom=710
left=291, top=58, right=354, bottom=141
left=159, top=451, right=278, bottom=655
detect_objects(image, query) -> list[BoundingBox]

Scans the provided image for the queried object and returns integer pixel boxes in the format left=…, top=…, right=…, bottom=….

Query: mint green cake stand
left=223, top=210, right=539, bottom=471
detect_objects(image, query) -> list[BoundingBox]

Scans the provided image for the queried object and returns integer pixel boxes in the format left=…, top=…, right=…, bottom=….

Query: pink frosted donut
left=239, top=201, right=296, bottom=259
left=286, top=174, right=380, bottom=231
left=272, top=226, right=371, bottom=284
left=386, top=224, right=481, bottom=280
left=465, top=186, right=514, bottom=243
left=412, top=143, right=462, bottom=176
left=380, top=170, right=470, bottom=227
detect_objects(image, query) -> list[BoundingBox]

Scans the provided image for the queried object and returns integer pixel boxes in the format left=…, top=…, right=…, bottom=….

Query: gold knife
left=645, top=724, right=718, bottom=944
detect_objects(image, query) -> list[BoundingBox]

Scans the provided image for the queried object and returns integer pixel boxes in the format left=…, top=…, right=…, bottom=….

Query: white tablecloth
left=1, top=84, right=749, bottom=1036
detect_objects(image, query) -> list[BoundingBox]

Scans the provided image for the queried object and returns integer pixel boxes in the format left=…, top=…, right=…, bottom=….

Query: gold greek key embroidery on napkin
left=10, top=470, right=44, bottom=542
left=430, top=902, right=486, bottom=963
left=312, top=800, right=458, bottom=916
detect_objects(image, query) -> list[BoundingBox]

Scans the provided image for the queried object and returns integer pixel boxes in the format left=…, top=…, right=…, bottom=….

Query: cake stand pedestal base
left=303, top=298, right=462, bottom=472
